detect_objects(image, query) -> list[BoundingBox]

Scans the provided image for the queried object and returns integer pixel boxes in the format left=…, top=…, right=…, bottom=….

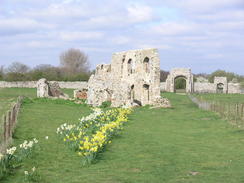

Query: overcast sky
left=0, top=0, right=244, bottom=74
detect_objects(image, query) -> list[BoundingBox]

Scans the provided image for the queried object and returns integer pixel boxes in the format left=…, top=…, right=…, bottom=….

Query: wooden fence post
left=235, top=104, right=238, bottom=125
left=241, top=104, right=244, bottom=119
left=7, top=111, right=11, bottom=139
left=12, top=104, right=16, bottom=127
left=3, top=115, right=6, bottom=142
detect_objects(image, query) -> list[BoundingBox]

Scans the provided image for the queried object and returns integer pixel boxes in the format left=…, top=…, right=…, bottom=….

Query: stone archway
left=143, top=57, right=150, bottom=73
left=142, top=84, right=150, bottom=104
left=216, top=83, right=224, bottom=93
left=214, top=77, right=228, bottom=93
left=165, top=68, right=194, bottom=93
left=174, top=76, right=187, bottom=93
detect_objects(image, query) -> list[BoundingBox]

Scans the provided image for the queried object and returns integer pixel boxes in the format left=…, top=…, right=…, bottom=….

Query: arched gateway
left=165, top=68, right=194, bottom=93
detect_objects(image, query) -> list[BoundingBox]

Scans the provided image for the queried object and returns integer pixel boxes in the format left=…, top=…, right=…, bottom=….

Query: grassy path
left=4, top=93, right=244, bottom=182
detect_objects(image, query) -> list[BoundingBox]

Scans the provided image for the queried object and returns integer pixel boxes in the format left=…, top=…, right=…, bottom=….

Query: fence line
left=189, top=95, right=244, bottom=127
left=0, top=96, right=24, bottom=153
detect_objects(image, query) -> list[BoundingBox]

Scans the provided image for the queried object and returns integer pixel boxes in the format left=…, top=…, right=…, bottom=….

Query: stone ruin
left=73, top=89, right=88, bottom=99
left=214, top=77, right=228, bottom=93
left=37, top=78, right=69, bottom=99
left=162, top=68, right=243, bottom=94
left=165, top=68, right=194, bottom=93
left=87, top=48, right=171, bottom=108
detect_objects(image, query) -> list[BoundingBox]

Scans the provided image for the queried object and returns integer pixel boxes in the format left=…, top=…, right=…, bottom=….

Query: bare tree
left=60, top=48, right=89, bottom=74
left=160, top=70, right=169, bottom=82
left=6, top=62, right=30, bottom=73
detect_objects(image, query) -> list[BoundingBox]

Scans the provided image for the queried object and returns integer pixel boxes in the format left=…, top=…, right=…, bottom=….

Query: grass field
left=0, top=88, right=74, bottom=145
left=0, top=88, right=36, bottom=117
left=193, top=93, right=244, bottom=104
left=0, top=88, right=74, bottom=116
left=1, top=91, right=244, bottom=182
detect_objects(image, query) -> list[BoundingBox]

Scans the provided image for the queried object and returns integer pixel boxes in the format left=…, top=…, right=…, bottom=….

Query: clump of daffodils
left=0, top=138, right=39, bottom=179
left=24, top=166, right=41, bottom=182
left=6, top=146, right=17, bottom=155
left=18, top=138, right=39, bottom=158
left=57, top=107, right=132, bottom=165
left=19, top=138, right=38, bottom=149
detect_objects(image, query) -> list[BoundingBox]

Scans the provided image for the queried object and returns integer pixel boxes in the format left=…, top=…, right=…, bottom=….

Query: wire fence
left=189, top=95, right=244, bottom=128
left=0, top=96, right=24, bottom=153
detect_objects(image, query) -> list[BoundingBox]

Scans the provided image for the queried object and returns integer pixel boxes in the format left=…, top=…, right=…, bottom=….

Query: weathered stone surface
left=74, top=89, right=87, bottom=99
left=228, top=83, right=242, bottom=94
left=151, top=97, right=171, bottom=108
left=49, top=82, right=64, bottom=97
left=162, top=69, right=244, bottom=94
left=214, top=77, right=228, bottom=93
left=37, top=78, right=49, bottom=97
left=87, top=48, right=171, bottom=108
left=37, top=78, right=69, bottom=99
left=0, top=81, right=87, bottom=89
left=165, top=68, right=194, bottom=93
left=193, top=82, right=216, bottom=93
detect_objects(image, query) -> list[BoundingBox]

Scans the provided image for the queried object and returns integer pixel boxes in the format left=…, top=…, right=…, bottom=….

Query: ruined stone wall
left=228, top=83, right=243, bottom=94
left=214, top=77, right=228, bottom=93
left=0, top=81, right=37, bottom=88
left=0, top=81, right=87, bottom=89
left=193, top=82, right=216, bottom=93
left=87, top=48, right=169, bottom=107
left=165, top=68, right=194, bottom=93
left=193, top=81, right=243, bottom=94
left=160, top=82, right=166, bottom=92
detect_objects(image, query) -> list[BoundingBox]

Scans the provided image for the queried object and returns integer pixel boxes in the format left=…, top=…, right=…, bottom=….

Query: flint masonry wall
left=0, top=81, right=166, bottom=91
left=165, top=68, right=194, bottom=93
left=193, top=82, right=216, bottom=93
left=87, top=48, right=171, bottom=108
left=2, top=80, right=242, bottom=94
left=0, top=81, right=87, bottom=89
left=228, top=83, right=243, bottom=94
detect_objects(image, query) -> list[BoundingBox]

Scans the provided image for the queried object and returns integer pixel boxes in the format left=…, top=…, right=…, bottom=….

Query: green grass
left=3, top=92, right=244, bottom=182
left=0, top=88, right=73, bottom=145
left=0, top=88, right=74, bottom=117
left=0, top=88, right=37, bottom=144
left=61, top=89, right=74, bottom=98
left=193, top=93, right=244, bottom=104
left=0, top=88, right=36, bottom=117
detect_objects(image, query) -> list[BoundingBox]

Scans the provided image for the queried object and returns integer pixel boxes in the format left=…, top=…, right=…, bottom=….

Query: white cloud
left=24, top=2, right=91, bottom=19
left=204, top=53, right=224, bottom=59
left=139, top=44, right=172, bottom=50
left=196, top=10, right=244, bottom=21
left=173, top=0, right=244, bottom=13
left=59, top=31, right=104, bottom=41
left=0, top=18, right=54, bottom=35
left=0, top=0, right=243, bottom=74
left=127, top=4, right=153, bottom=23
left=111, top=36, right=130, bottom=45
left=150, top=22, right=196, bottom=36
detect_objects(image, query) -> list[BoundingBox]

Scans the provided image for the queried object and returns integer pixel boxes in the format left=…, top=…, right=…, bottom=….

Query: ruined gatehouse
left=87, top=48, right=170, bottom=107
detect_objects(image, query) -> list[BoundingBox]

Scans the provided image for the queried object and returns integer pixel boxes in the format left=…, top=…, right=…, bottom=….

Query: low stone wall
left=1, top=81, right=243, bottom=94
left=194, top=82, right=243, bottom=94
left=0, top=81, right=88, bottom=89
left=228, top=83, right=243, bottom=94
left=160, top=82, right=166, bottom=91
left=49, top=81, right=87, bottom=89
left=0, top=81, right=37, bottom=88
left=193, top=82, right=216, bottom=93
